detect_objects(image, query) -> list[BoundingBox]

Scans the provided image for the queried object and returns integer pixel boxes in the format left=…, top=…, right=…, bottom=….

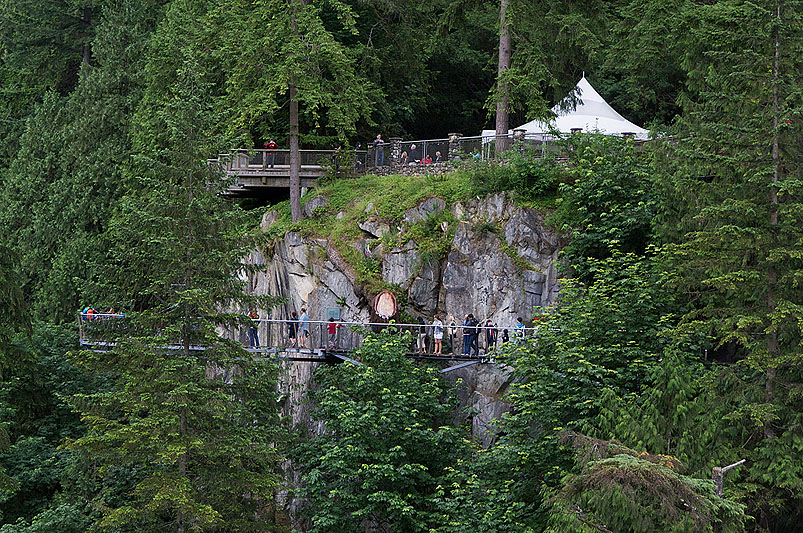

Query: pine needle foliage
left=547, top=441, right=746, bottom=533
left=295, top=330, right=468, bottom=533
left=66, top=43, right=284, bottom=531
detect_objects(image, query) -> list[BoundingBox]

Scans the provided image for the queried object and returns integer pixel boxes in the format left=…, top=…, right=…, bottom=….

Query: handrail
left=77, top=314, right=538, bottom=356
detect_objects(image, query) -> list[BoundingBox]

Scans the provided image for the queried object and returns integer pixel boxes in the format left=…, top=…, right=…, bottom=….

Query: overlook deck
left=210, top=149, right=362, bottom=197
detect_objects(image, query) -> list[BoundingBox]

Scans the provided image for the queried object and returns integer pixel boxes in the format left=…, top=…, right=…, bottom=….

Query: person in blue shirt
left=462, top=314, right=479, bottom=356
left=513, top=317, right=525, bottom=342
left=298, top=308, right=310, bottom=348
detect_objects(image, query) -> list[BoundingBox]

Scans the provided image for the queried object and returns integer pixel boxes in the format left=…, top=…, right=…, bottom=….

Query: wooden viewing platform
left=210, top=148, right=367, bottom=198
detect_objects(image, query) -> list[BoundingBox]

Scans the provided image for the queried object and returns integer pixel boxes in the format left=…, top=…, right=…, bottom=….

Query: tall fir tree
left=215, top=0, right=376, bottom=222
left=657, top=1, right=803, bottom=528
left=67, top=44, right=284, bottom=531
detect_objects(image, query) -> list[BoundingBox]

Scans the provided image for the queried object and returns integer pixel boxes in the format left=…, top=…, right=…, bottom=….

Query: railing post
left=513, top=128, right=526, bottom=152
left=390, top=137, right=402, bottom=168
left=448, top=133, right=462, bottom=161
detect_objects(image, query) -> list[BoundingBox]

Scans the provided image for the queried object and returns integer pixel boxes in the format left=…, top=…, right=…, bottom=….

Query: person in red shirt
left=327, top=318, right=341, bottom=350
left=247, top=311, right=260, bottom=348
left=264, top=139, right=278, bottom=168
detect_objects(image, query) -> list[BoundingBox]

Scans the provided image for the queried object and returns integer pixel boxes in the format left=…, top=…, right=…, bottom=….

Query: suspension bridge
left=77, top=314, right=534, bottom=373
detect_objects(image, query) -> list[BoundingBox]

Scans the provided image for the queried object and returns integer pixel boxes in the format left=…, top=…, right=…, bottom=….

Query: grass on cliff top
left=261, top=167, right=558, bottom=295
left=264, top=167, right=557, bottom=239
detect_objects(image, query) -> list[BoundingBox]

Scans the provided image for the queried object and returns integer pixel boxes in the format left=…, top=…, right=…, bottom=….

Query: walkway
left=76, top=315, right=529, bottom=371
left=209, top=133, right=573, bottom=198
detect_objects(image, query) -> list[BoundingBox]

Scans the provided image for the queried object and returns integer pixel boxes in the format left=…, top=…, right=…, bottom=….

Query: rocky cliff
left=242, top=191, right=562, bottom=441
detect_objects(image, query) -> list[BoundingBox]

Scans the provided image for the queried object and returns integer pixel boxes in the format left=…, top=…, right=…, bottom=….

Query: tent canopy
left=482, top=75, right=649, bottom=140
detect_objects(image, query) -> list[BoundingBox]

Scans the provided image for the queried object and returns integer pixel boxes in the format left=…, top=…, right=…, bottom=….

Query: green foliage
left=0, top=1, right=163, bottom=322
left=462, top=151, right=561, bottom=201
left=66, top=45, right=284, bottom=530
left=650, top=5, right=803, bottom=526
left=296, top=330, right=469, bottom=532
left=547, top=449, right=746, bottom=533
left=458, top=252, right=684, bottom=530
left=503, top=252, right=677, bottom=429
left=551, top=134, right=655, bottom=279
left=0, top=324, right=95, bottom=528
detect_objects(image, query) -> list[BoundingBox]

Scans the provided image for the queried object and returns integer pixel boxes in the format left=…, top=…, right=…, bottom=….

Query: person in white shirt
left=432, top=315, right=444, bottom=355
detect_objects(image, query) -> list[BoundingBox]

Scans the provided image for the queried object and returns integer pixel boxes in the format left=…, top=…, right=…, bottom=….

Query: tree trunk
left=81, top=6, right=91, bottom=76
left=495, top=0, right=512, bottom=157
left=289, top=82, right=301, bottom=222
left=178, top=405, right=187, bottom=533
left=765, top=5, right=781, bottom=439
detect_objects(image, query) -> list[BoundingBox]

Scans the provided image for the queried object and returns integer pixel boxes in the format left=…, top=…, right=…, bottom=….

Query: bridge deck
left=78, top=339, right=490, bottom=364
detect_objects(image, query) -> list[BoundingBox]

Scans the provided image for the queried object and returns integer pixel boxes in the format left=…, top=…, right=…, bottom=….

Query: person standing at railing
left=247, top=310, right=260, bottom=348
left=288, top=311, right=298, bottom=348
left=264, top=138, right=278, bottom=168
left=298, top=307, right=310, bottom=348
left=448, top=318, right=457, bottom=355
left=435, top=151, right=442, bottom=163
left=485, top=319, right=497, bottom=352
left=462, top=314, right=479, bottom=356
left=432, top=314, right=444, bottom=355
left=354, top=142, right=362, bottom=170
left=371, top=134, right=385, bottom=167
left=416, top=315, right=427, bottom=354
left=514, top=317, right=525, bottom=343
left=327, top=318, right=341, bottom=350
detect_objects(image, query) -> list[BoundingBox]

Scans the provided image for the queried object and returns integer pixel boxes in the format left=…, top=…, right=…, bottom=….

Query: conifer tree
left=656, top=0, right=803, bottom=526
left=68, top=46, right=284, bottom=531
left=215, top=0, right=376, bottom=222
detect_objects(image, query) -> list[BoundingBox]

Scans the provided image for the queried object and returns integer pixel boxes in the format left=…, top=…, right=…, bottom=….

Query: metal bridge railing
left=236, top=318, right=538, bottom=357
left=79, top=314, right=539, bottom=357
left=210, top=132, right=647, bottom=176
left=221, top=149, right=369, bottom=171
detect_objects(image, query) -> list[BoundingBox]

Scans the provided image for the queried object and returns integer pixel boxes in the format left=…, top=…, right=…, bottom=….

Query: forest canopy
left=0, top=0, right=801, bottom=532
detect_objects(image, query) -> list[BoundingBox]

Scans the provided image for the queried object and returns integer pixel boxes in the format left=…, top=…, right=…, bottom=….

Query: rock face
left=246, top=191, right=562, bottom=435
left=245, top=192, right=563, bottom=524
left=255, top=192, right=559, bottom=331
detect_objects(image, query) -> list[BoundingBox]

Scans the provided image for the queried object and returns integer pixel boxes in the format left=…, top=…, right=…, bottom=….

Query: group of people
left=416, top=314, right=527, bottom=356
left=246, top=306, right=530, bottom=355
left=246, top=308, right=313, bottom=350
left=372, top=135, right=444, bottom=168
left=81, top=307, right=123, bottom=320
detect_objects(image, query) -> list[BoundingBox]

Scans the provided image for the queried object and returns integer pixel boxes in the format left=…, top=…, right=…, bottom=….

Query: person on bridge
left=372, top=134, right=385, bottom=167
left=485, top=319, right=497, bottom=351
left=264, top=138, right=278, bottom=168
left=448, top=318, right=457, bottom=355
left=462, top=314, right=479, bottom=356
left=327, top=318, right=341, bottom=350
left=416, top=316, right=427, bottom=354
left=247, top=310, right=260, bottom=348
left=354, top=142, right=362, bottom=170
left=288, top=311, right=298, bottom=348
left=514, top=317, right=525, bottom=343
left=432, top=314, right=444, bottom=355
left=298, top=308, right=310, bottom=348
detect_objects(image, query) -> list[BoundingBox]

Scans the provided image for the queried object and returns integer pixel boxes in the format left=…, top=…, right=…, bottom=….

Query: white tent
left=481, top=75, right=650, bottom=140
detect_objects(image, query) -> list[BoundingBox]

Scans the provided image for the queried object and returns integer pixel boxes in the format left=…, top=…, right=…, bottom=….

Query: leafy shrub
left=464, top=149, right=561, bottom=200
